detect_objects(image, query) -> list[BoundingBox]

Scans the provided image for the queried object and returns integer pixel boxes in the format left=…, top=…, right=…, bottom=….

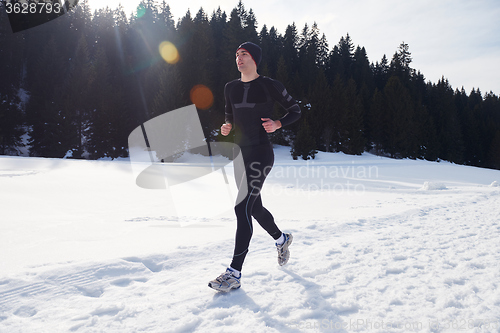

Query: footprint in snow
left=76, top=286, right=104, bottom=298
left=111, top=277, right=148, bottom=287
left=14, top=306, right=37, bottom=317
left=386, top=267, right=406, bottom=275
left=90, top=305, right=124, bottom=317
left=122, top=257, right=164, bottom=273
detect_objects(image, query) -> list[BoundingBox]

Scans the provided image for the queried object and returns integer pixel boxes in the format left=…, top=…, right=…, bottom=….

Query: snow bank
left=421, top=181, right=447, bottom=191
left=1, top=149, right=500, bottom=332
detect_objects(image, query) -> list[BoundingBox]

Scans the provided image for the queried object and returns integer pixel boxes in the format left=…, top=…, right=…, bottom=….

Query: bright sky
left=87, top=0, right=500, bottom=95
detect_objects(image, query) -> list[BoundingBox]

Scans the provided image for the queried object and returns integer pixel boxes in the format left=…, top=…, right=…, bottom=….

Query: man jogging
left=209, top=42, right=301, bottom=292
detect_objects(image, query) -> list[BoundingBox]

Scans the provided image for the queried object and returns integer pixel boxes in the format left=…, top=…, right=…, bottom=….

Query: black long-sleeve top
left=224, top=76, right=301, bottom=147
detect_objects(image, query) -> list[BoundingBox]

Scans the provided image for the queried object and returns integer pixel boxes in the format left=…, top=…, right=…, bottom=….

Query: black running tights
left=230, top=143, right=282, bottom=272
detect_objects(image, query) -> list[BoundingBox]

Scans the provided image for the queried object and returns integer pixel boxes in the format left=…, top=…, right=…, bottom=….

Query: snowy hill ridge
left=1, top=146, right=500, bottom=332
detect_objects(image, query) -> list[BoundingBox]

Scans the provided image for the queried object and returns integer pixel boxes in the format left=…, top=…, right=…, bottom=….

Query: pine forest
left=1, top=0, right=500, bottom=169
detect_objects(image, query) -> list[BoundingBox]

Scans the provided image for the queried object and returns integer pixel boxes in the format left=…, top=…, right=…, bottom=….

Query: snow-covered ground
left=1, top=146, right=500, bottom=332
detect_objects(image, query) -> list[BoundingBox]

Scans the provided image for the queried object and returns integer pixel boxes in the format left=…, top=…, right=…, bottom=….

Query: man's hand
left=261, top=118, right=281, bottom=133
left=221, top=122, right=232, bottom=136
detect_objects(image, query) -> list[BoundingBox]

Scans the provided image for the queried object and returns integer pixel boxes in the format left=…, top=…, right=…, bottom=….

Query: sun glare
left=190, top=85, right=214, bottom=110
left=159, top=41, right=180, bottom=64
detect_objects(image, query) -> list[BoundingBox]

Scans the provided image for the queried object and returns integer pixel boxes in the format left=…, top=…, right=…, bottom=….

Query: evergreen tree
left=368, top=88, right=384, bottom=155
left=353, top=46, right=373, bottom=149
left=382, top=76, right=416, bottom=158
left=282, top=23, right=299, bottom=75
left=428, top=78, right=464, bottom=163
left=292, top=117, right=316, bottom=160
left=317, top=33, right=329, bottom=71
left=456, top=87, right=482, bottom=165
left=223, top=7, right=246, bottom=80
left=395, top=42, right=412, bottom=71
left=487, top=130, right=500, bottom=169
left=158, top=1, right=175, bottom=31
left=209, top=7, right=229, bottom=129
left=86, top=46, right=129, bottom=159
left=297, top=23, right=319, bottom=91
left=152, top=64, right=185, bottom=116
left=192, top=8, right=219, bottom=140
left=236, top=0, right=247, bottom=27
left=372, top=54, right=389, bottom=91
left=61, top=34, right=95, bottom=158
left=269, top=55, right=295, bottom=146
left=329, top=74, right=346, bottom=152
left=27, top=36, right=68, bottom=158
left=341, top=79, right=365, bottom=155
left=259, top=25, right=281, bottom=78
left=421, top=108, right=439, bottom=161
left=337, top=33, right=355, bottom=82
left=482, top=92, right=500, bottom=165
left=308, top=22, right=321, bottom=66
left=325, top=45, right=340, bottom=85
left=0, top=7, right=25, bottom=155
left=353, top=46, right=373, bottom=93
left=0, top=93, right=24, bottom=155
left=179, top=8, right=214, bottom=90
left=308, top=70, right=332, bottom=151
left=244, top=8, right=259, bottom=43
left=389, top=42, right=413, bottom=84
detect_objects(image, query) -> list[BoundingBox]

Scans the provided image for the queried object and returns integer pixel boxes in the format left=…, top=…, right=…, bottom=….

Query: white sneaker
left=276, top=233, right=293, bottom=266
left=208, top=268, right=241, bottom=292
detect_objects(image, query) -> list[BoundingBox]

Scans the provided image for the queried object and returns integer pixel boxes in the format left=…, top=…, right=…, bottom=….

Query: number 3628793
left=5, top=2, right=62, bottom=15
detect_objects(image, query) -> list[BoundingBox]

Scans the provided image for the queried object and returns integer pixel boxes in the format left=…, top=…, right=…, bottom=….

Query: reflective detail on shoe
left=276, top=233, right=293, bottom=266
left=208, top=268, right=242, bottom=292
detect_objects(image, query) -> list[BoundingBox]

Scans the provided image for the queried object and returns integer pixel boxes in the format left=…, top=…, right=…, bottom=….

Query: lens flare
left=136, top=5, right=146, bottom=18
left=190, top=85, right=214, bottom=110
left=159, top=41, right=180, bottom=64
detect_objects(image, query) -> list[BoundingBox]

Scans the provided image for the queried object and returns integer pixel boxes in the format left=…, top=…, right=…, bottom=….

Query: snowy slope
left=1, top=146, right=500, bottom=332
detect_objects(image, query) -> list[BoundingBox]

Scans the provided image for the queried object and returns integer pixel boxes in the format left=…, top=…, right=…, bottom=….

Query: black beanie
left=237, top=42, right=262, bottom=67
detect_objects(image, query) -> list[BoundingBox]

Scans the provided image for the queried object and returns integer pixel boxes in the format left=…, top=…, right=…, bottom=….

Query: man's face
left=236, top=49, right=256, bottom=73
